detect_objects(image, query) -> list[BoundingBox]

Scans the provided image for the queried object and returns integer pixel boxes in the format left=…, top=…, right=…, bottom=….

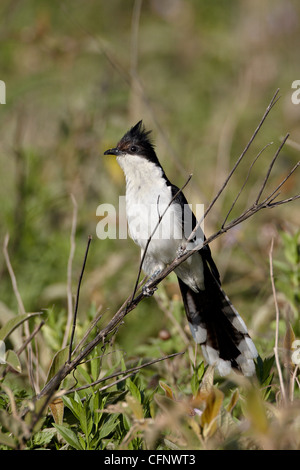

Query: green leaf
left=90, top=393, right=101, bottom=429
left=98, top=416, right=119, bottom=440
left=45, top=346, right=69, bottom=384
left=33, top=429, right=56, bottom=447
left=63, top=395, right=83, bottom=421
left=191, top=370, right=199, bottom=397
left=91, top=347, right=101, bottom=382
left=127, top=378, right=141, bottom=403
left=5, top=349, right=21, bottom=372
left=79, top=407, right=93, bottom=438
left=53, top=424, right=84, bottom=450
left=76, top=365, right=92, bottom=383
left=255, top=355, right=274, bottom=385
left=0, top=312, right=43, bottom=341
left=0, top=430, right=16, bottom=448
left=191, top=361, right=205, bottom=396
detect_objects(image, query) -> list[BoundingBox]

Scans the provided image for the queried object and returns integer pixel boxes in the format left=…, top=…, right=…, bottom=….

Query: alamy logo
left=96, top=196, right=205, bottom=250
left=291, top=80, right=300, bottom=105
left=0, top=80, right=6, bottom=104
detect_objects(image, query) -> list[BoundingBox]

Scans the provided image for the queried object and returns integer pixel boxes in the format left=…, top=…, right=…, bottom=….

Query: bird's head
left=104, top=120, right=159, bottom=164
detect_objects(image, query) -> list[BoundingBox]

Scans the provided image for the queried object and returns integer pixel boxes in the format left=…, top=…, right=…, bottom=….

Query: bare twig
left=68, top=235, right=92, bottom=363
left=290, top=364, right=299, bottom=402
left=0, top=321, right=45, bottom=381
left=269, top=239, right=287, bottom=405
left=255, top=134, right=289, bottom=204
left=207, top=88, right=280, bottom=217
left=3, top=234, right=37, bottom=394
left=262, top=160, right=300, bottom=206
left=60, top=351, right=184, bottom=396
left=63, top=194, right=78, bottom=349
left=185, top=89, right=281, bottom=245
left=71, top=305, right=103, bottom=356
left=221, top=142, right=273, bottom=228
left=3, top=234, right=26, bottom=316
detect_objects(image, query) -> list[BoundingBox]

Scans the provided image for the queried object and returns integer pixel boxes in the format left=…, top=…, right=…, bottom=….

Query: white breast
left=117, top=154, right=181, bottom=252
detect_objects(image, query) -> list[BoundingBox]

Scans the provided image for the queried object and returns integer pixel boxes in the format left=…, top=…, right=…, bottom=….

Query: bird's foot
left=142, top=284, right=158, bottom=297
left=142, top=269, right=161, bottom=297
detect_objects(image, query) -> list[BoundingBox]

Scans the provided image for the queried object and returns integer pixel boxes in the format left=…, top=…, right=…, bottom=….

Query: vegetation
left=0, top=0, right=299, bottom=450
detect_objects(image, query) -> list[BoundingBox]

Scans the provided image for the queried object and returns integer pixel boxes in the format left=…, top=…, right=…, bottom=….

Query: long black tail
left=177, top=263, right=257, bottom=376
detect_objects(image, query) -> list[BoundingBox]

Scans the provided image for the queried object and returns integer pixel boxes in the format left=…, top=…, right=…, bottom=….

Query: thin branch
left=63, top=194, right=78, bottom=349
left=3, top=234, right=26, bottom=316
left=185, top=89, right=281, bottom=245
left=206, top=89, right=280, bottom=215
left=71, top=305, right=103, bottom=356
left=255, top=133, right=289, bottom=204
left=261, top=160, right=300, bottom=206
left=60, top=351, right=184, bottom=396
left=269, top=239, right=287, bottom=405
left=16, top=321, right=45, bottom=357
left=281, top=136, right=300, bottom=152
left=268, top=194, right=300, bottom=207
left=0, top=321, right=45, bottom=381
left=3, top=234, right=37, bottom=394
left=221, top=141, right=273, bottom=228
left=68, top=235, right=92, bottom=363
left=290, top=364, right=299, bottom=402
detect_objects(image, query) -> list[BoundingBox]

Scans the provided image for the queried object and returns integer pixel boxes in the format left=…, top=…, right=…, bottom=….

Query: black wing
left=169, top=183, right=221, bottom=285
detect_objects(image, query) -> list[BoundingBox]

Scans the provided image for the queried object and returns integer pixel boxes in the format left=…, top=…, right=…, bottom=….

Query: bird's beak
left=104, top=147, right=121, bottom=156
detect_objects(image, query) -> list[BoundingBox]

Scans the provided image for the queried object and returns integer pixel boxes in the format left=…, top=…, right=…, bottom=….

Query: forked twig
left=185, top=88, right=281, bottom=245
left=255, top=134, right=289, bottom=204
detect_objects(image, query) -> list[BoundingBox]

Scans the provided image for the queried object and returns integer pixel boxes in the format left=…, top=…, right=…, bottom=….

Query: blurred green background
left=0, top=0, right=299, bottom=362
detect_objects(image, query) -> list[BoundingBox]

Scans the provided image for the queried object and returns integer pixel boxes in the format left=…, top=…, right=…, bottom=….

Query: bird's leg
left=142, top=269, right=162, bottom=297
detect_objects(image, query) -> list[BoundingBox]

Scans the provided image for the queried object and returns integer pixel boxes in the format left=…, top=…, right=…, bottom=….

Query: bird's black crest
left=118, top=120, right=156, bottom=154
left=127, top=120, right=153, bottom=145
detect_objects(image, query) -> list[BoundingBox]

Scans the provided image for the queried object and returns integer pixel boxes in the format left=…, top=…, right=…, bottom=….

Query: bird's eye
left=130, top=145, right=137, bottom=152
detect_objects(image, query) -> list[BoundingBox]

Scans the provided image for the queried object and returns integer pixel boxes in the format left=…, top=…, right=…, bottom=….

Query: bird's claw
left=142, top=269, right=161, bottom=297
left=142, top=284, right=158, bottom=297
